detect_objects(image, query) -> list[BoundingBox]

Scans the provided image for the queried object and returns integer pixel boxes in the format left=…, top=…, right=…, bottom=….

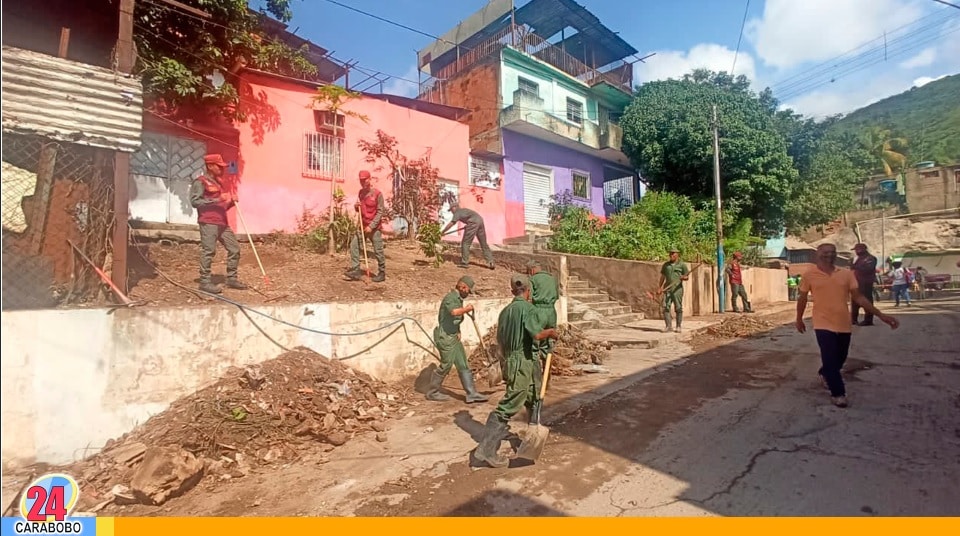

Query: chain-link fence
left=2, top=133, right=117, bottom=310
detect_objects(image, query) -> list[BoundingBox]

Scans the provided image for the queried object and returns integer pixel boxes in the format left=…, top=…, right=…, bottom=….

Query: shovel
left=469, top=311, right=502, bottom=387
left=515, top=352, right=552, bottom=462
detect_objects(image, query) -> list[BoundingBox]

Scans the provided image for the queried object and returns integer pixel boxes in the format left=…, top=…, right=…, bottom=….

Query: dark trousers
left=461, top=223, right=494, bottom=265
left=815, top=330, right=852, bottom=397
left=851, top=281, right=874, bottom=324
left=199, top=223, right=240, bottom=283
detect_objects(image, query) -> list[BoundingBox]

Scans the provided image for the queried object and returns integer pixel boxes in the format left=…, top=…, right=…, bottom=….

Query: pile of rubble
left=468, top=323, right=610, bottom=386
left=706, top=315, right=775, bottom=338
left=60, top=347, right=407, bottom=510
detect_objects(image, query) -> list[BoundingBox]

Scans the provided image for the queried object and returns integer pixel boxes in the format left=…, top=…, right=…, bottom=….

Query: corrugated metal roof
left=1, top=46, right=143, bottom=153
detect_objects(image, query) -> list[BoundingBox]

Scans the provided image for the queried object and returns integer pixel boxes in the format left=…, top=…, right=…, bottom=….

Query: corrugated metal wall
left=1, top=45, right=143, bottom=153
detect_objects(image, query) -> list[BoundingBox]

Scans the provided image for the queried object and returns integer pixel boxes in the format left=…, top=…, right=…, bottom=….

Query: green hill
left=832, top=73, right=960, bottom=166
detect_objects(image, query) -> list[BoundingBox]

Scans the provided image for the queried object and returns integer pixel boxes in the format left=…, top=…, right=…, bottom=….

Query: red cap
left=358, top=170, right=371, bottom=180
left=204, top=154, right=228, bottom=167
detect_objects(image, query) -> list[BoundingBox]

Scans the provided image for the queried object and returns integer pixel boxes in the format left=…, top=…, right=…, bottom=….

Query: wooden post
left=112, top=0, right=135, bottom=292
left=29, top=144, right=59, bottom=256
left=58, top=28, right=71, bottom=58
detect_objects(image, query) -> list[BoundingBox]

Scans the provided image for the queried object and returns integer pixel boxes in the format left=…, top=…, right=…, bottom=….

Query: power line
left=931, top=0, right=960, bottom=9
left=321, top=0, right=464, bottom=50
left=731, top=0, right=751, bottom=76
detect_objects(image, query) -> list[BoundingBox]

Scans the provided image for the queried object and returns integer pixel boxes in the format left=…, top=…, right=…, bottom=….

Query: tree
left=862, top=126, right=908, bottom=176
left=784, top=140, right=864, bottom=235
left=135, top=0, right=317, bottom=121
left=310, top=86, right=369, bottom=255
left=621, top=73, right=797, bottom=236
left=357, top=130, right=449, bottom=240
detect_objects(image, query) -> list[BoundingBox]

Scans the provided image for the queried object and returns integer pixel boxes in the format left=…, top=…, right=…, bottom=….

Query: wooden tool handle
left=539, top=353, right=552, bottom=399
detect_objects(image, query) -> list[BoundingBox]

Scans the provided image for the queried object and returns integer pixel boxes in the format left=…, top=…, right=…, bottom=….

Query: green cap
left=669, top=247, right=680, bottom=254
left=510, top=274, right=530, bottom=290
left=457, top=275, right=475, bottom=291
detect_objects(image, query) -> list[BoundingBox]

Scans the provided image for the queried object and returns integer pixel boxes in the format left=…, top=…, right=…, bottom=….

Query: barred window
left=566, top=98, right=583, bottom=124
left=572, top=170, right=590, bottom=199
left=303, top=131, right=344, bottom=180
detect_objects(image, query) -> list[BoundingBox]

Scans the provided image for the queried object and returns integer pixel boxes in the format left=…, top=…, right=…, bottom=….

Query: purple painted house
left=415, top=0, right=642, bottom=238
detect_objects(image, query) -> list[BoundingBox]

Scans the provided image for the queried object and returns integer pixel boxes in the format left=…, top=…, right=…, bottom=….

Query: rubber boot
left=675, top=312, right=683, bottom=333
left=225, top=278, right=248, bottom=290
left=474, top=413, right=509, bottom=468
left=459, top=369, right=489, bottom=403
left=528, top=400, right=542, bottom=425
left=199, top=281, right=222, bottom=294
left=663, top=315, right=673, bottom=333
left=425, top=369, right=452, bottom=401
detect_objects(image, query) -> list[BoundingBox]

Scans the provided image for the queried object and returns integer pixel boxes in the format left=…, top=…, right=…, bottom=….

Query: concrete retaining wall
left=563, top=253, right=788, bottom=318
left=2, top=294, right=565, bottom=467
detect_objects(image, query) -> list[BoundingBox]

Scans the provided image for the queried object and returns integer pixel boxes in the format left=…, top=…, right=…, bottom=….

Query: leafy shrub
left=417, top=221, right=445, bottom=267
left=293, top=188, right=358, bottom=253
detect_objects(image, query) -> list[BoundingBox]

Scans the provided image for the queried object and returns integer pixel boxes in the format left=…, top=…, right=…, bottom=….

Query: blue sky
left=260, top=0, right=960, bottom=118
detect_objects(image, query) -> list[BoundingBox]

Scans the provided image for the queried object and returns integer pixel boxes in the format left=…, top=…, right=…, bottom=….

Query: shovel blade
left=515, top=424, right=549, bottom=461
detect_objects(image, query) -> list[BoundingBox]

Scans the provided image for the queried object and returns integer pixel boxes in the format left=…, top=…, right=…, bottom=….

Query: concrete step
left=568, top=319, right=599, bottom=330
left=603, top=312, right=646, bottom=325
left=571, top=293, right=613, bottom=303
left=590, top=304, right=632, bottom=316
left=567, top=310, right=586, bottom=321
left=566, top=286, right=602, bottom=296
left=568, top=275, right=582, bottom=282
left=566, top=280, right=590, bottom=289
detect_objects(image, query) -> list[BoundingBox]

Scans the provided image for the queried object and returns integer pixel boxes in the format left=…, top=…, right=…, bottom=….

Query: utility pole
left=712, top=105, right=726, bottom=313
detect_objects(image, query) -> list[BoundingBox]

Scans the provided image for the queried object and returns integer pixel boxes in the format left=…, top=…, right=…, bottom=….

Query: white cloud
left=635, top=43, right=758, bottom=84
left=913, top=74, right=949, bottom=87
left=899, top=47, right=937, bottom=69
left=747, top=0, right=926, bottom=70
left=380, top=65, right=420, bottom=97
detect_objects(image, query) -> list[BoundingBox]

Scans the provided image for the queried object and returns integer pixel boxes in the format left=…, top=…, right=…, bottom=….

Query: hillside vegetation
left=832, top=74, right=960, bottom=167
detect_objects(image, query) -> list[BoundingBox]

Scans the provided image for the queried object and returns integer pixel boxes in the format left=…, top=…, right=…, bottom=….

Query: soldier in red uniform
left=189, top=154, right=248, bottom=294
left=346, top=170, right=386, bottom=283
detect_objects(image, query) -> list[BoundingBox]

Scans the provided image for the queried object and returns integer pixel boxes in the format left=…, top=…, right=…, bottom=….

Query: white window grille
left=303, top=131, right=344, bottom=180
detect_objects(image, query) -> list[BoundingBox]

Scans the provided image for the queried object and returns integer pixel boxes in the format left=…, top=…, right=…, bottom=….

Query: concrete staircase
left=566, top=274, right=644, bottom=330
left=497, top=233, right=552, bottom=254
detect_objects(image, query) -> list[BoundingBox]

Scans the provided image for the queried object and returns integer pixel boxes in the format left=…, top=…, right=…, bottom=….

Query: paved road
left=354, top=296, right=960, bottom=516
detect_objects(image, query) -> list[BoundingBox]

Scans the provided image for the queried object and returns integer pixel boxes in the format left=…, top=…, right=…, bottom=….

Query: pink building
left=129, top=74, right=507, bottom=245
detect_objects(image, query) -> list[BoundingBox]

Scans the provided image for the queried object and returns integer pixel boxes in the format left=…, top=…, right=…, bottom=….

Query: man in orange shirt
left=796, top=243, right=898, bottom=408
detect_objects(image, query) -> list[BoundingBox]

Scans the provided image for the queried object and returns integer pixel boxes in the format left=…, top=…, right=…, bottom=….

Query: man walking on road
left=474, top=275, right=557, bottom=468
left=526, top=259, right=559, bottom=426
left=796, top=243, right=899, bottom=408
left=888, top=261, right=912, bottom=307
left=659, top=248, right=689, bottom=333
left=851, top=243, right=878, bottom=325
left=424, top=276, right=490, bottom=404
left=346, top=170, right=386, bottom=283
left=441, top=202, right=495, bottom=270
left=190, top=154, right=248, bottom=294
left=725, top=251, right=753, bottom=313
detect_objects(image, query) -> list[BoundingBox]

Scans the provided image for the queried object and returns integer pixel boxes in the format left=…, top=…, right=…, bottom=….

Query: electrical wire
left=127, top=225, right=442, bottom=362
left=731, top=0, right=751, bottom=76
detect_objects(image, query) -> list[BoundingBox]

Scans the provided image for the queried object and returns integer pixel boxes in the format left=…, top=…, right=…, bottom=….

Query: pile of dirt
left=705, top=315, right=775, bottom=338
left=468, top=323, right=610, bottom=383
left=61, top=347, right=408, bottom=509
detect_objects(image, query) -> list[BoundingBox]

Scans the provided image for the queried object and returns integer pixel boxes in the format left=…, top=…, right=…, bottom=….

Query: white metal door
left=438, top=181, right=460, bottom=231
left=129, top=133, right=207, bottom=224
left=522, top=163, right=552, bottom=225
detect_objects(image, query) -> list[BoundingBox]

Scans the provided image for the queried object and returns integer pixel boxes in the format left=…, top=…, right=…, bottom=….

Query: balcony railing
left=500, top=89, right=601, bottom=149
left=418, top=24, right=633, bottom=100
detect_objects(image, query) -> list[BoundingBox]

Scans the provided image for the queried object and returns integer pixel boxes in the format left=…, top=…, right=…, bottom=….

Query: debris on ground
left=468, top=323, right=611, bottom=385
left=705, top=316, right=775, bottom=338
left=57, top=347, right=408, bottom=509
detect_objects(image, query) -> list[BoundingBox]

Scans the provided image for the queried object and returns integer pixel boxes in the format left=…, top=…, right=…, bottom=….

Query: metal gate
left=129, top=133, right=207, bottom=224
left=522, top=162, right=552, bottom=225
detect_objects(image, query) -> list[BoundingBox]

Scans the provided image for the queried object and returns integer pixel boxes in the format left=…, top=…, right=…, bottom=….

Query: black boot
left=458, top=369, right=489, bottom=403
left=372, top=271, right=385, bottom=283
left=199, top=281, right=222, bottom=294
left=474, top=412, right=509, bottom=468
left=424, top=369, right=451, bottom=401
left=225, top=278, right=248, bottom=290
left=344, top=267, right=362, bottom=281
left=528, top=400, right=542, bottom=425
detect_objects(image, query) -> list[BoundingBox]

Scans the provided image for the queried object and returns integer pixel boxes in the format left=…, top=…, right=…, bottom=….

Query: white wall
left=1, top=296, right=565, bottom=467
left=500, top=51, right=599, bottom=125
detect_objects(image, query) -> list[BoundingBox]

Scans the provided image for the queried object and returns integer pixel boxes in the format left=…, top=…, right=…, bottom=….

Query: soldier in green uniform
left=424, top=276, right=489, bottom=404
left=525, top=259, right=559, bottom=425
left=474, top=275, right=558, bottom=468
left=441, top=202, right=495, bottom=270
left=659, top=248, right=690, bottom=333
